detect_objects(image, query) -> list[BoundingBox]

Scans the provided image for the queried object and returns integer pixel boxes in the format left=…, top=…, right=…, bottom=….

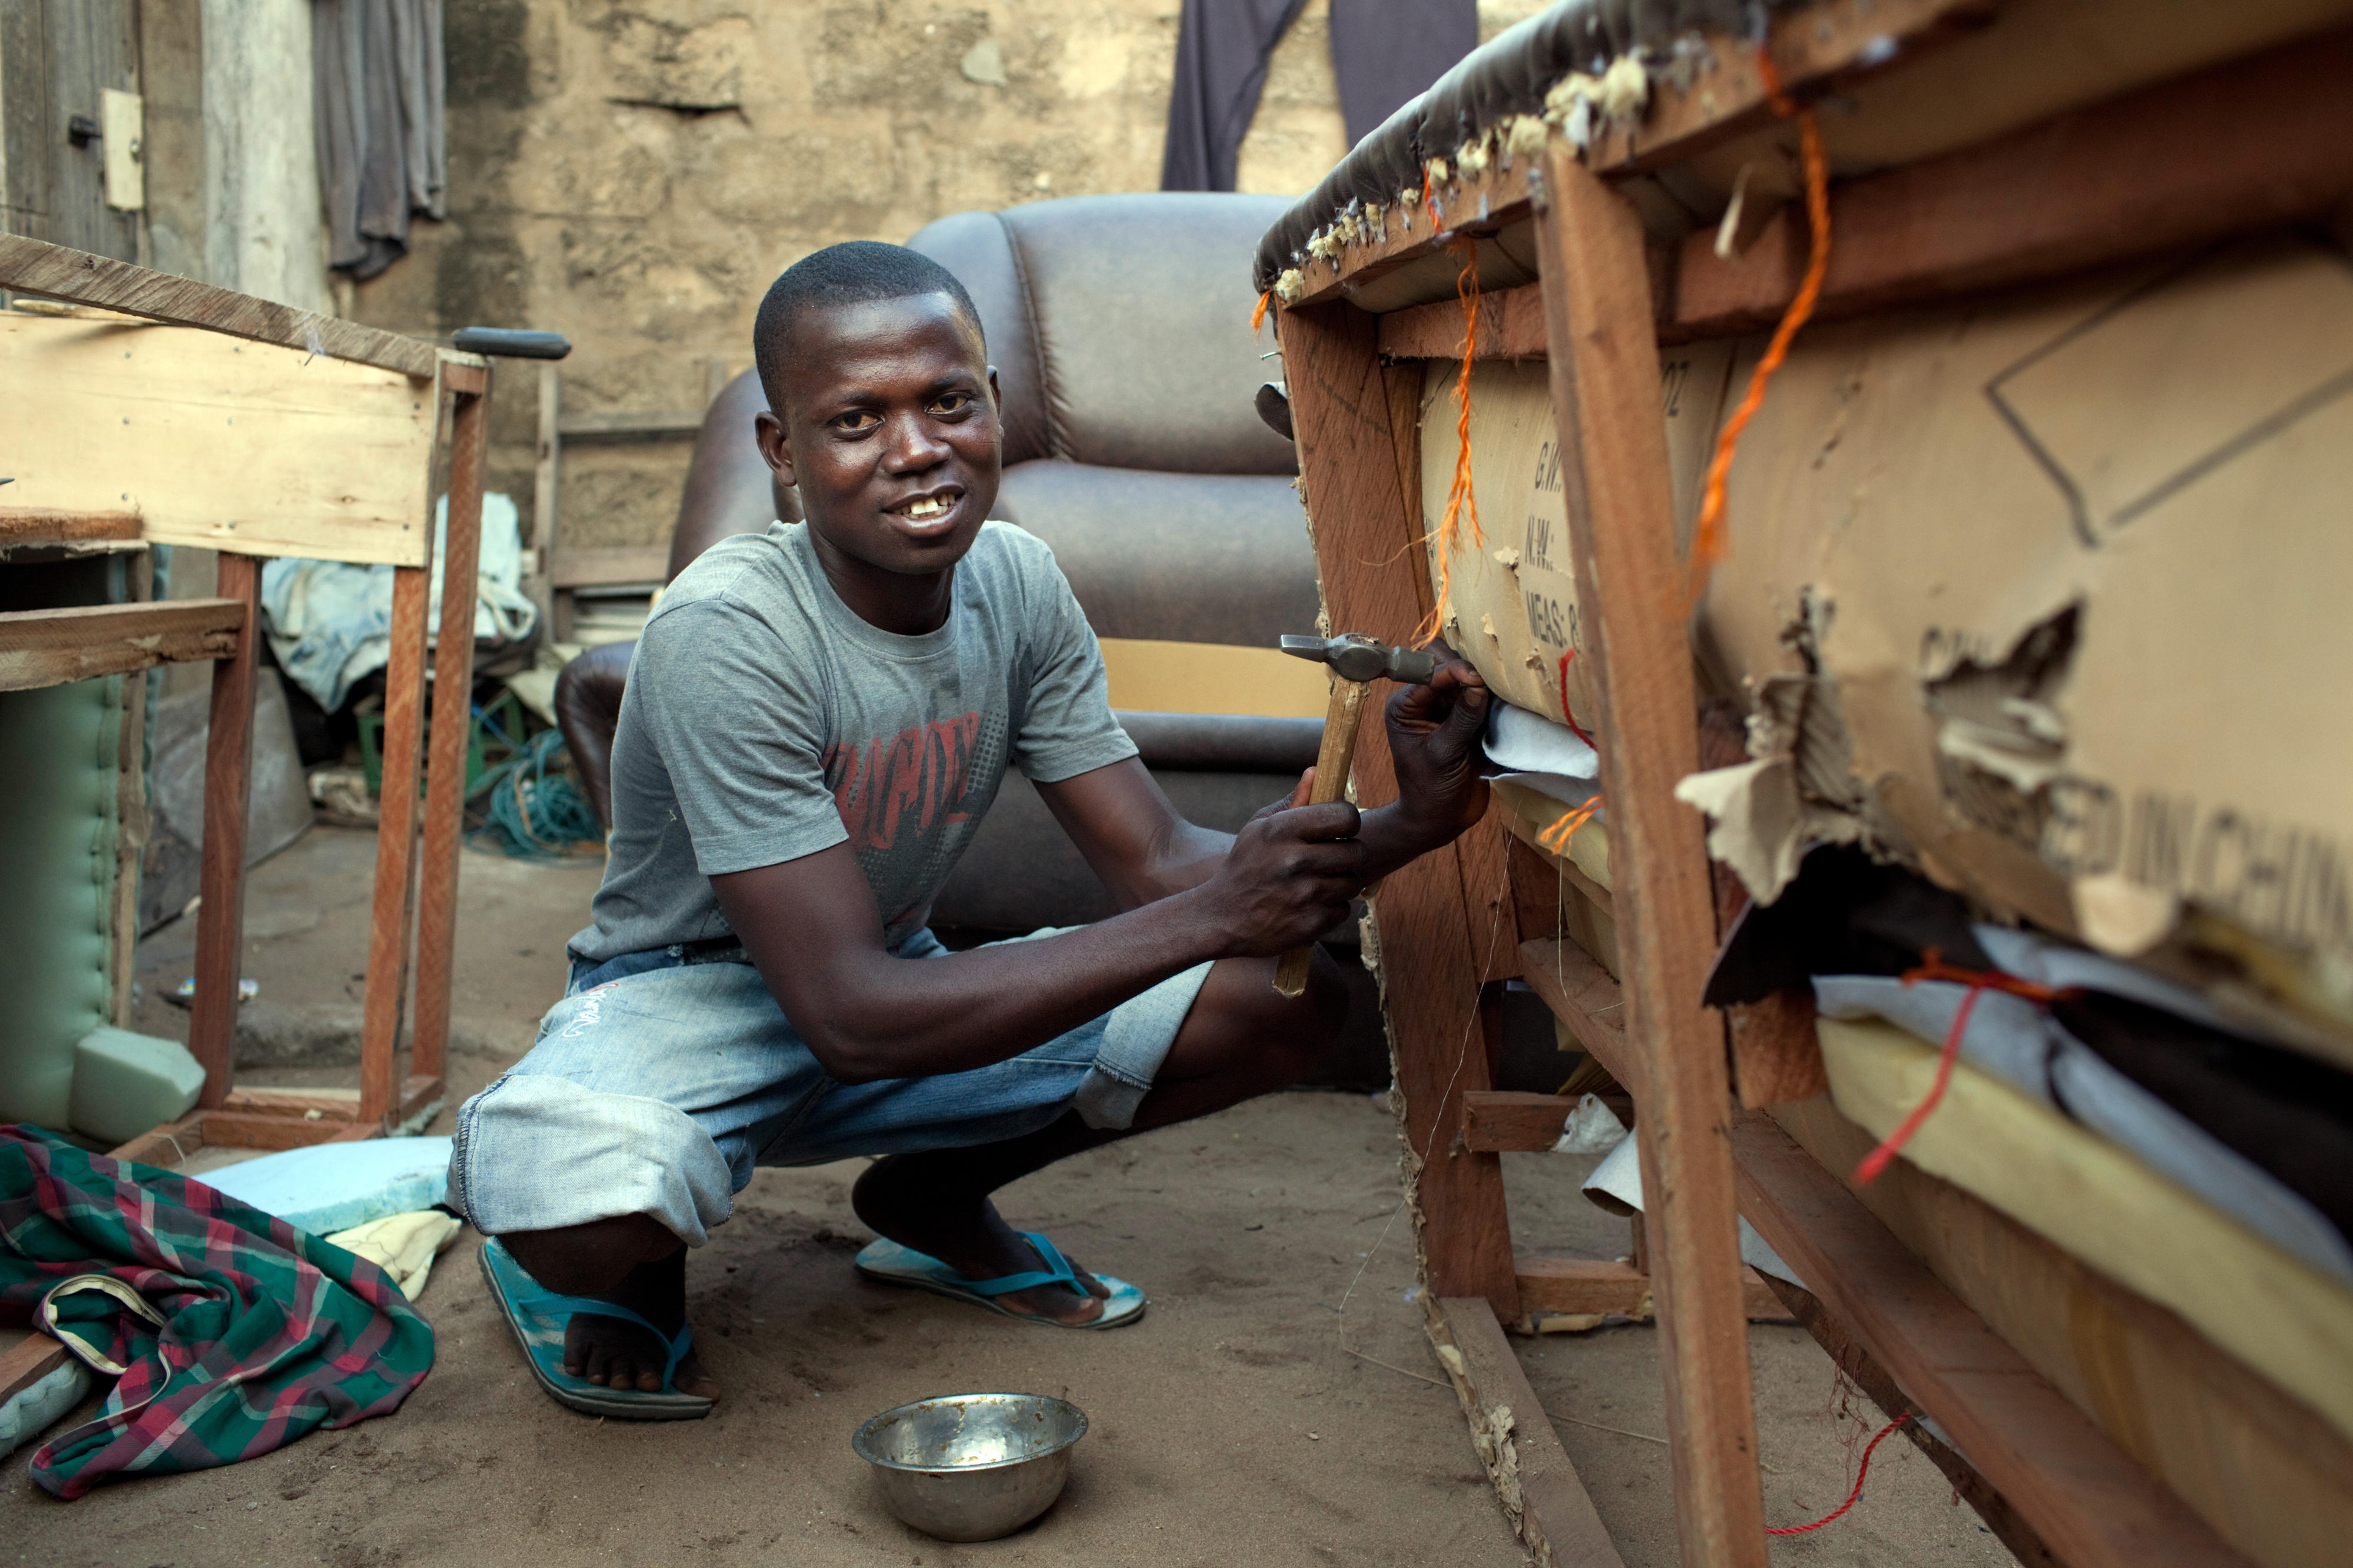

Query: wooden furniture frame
left=533, top=355, right=729, bottom=639
left=0, top=233, right=492, bottom=1162
left=1274, top=11, right=2352, bottom=1567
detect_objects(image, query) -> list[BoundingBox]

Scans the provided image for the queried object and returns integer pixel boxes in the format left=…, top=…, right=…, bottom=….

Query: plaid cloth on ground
left=0, top=1125, right=435, bottom=1499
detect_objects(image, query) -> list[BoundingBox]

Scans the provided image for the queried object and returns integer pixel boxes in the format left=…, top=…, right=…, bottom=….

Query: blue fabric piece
left=198, top=1136, right=452, bottom=1236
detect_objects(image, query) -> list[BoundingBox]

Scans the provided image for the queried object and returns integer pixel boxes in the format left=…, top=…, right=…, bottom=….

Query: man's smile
left=888, top=485, right=967, bottom=530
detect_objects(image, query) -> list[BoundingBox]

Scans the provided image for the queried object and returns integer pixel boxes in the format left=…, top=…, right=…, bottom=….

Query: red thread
left=1766, top=1414, right=1912, bottom=1535
left=1252, top=290, right=1272, bottom=334
left=1853, top=951, right=2078, bottom=1185
left=1556, top=650, right=1597, bottom=749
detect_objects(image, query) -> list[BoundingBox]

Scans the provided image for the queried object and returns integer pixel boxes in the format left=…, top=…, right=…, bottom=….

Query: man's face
left=756, top=293, right=1000, bottom=578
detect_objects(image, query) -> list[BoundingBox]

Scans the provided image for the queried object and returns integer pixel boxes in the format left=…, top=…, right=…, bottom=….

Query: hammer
left=1271, top=633, right=1441, bottom=997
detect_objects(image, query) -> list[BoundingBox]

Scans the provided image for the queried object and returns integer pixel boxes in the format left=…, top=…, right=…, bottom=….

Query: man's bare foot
left=851, top=1156, right=1111, bottom=1325
left=555, top=1249, right=722, bottom=1400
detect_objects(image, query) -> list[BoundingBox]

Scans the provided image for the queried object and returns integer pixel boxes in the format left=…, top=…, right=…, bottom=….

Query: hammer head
left=1280, top=633, right=1440, bottom=686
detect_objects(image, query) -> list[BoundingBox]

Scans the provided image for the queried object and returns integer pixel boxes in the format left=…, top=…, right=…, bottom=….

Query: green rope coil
left=472, top=729, right=603, bottom=860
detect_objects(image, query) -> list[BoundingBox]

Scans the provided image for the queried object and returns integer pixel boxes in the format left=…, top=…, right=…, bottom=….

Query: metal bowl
left=851, top=1393, right=1088, bottom=1542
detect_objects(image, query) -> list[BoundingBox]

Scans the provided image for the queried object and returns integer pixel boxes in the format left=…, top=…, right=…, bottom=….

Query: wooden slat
left=0, top=232, right=445, bottom=378
left=1431, top=1297, right=1629, bottom=1568
left=1461, top=1090, right=1571, bottom=1153
left=399, top=1073, right=446, bottom=1126
left=1517, top=1257, right=1792, bottom=1325
left=0, top=1334, right=71, bottom=1406
left=1381, top=282, right=1548, bottom=362
left=1664, top=25, right=2353, bottom=342
left=1535, top=146, right=1768, bottom=1566
left=411, top=378, right=491, bottom=1092
left=0, top=506, right=142, bottom=546
left=196, top=1110, right=372, bottom=1153
left=1501, top=810, right=1614, bottom=918
left=186, top=557, right=261, bottom=1110
left=1762, top=1275, right=2063, bottom=1567
left=556, top=408, right=704, bottom=439
left=106, top=1116, right=205, bottom=1169
left=1278, top=299, right=1519, bottom=1320
left=109, top=552, right=154, bottom=1026
left=1730, top=1110, right=2254, bottom=1568
left=547, top=544, right=671, bottom=588
left=358, top=565, right=432, bottom=1128
left=0, top=598, right=242, bottom=691
left=220, top=1087, right=361, bottom=1122
left=1517, top=939, right=1634, bottom=1095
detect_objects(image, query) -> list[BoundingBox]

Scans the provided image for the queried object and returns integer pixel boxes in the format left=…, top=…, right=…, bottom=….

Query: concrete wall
left=351, top=0, right=1545, bottom=558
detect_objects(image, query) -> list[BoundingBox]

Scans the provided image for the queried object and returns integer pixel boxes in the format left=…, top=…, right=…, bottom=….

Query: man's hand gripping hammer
left=1271, top=633, right=1440, bottom=997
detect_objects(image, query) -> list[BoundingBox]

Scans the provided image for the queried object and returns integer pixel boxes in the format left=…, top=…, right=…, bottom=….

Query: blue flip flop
left=854, top=1230, right=1146, bottom=1330
left=477, top=1238, right=715, bottom=1420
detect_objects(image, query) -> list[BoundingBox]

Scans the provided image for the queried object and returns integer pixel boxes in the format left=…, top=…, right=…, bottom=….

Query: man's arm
left=712, top=797, right=1364, bottom=1085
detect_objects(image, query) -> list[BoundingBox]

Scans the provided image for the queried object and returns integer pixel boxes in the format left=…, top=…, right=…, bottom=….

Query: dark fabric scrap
left=315, top=0, right=448, bottom=280
left=1329, top=0, right=1479, bottom=148
left=1161, top=0, right=1309, bottom=192
left=0, top=1125, right=435, bottom=1499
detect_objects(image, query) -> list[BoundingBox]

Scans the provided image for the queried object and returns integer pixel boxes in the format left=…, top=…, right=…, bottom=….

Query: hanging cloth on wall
left=1160, top=0, right=1308, bottom=192
left=1328, top=0, right=1479, bottom=149
left=314, top=0, right=448, bottom=279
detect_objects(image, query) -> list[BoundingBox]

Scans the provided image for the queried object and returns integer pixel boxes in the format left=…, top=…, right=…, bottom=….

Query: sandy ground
left=8, top=826, right=2018, bottom=1567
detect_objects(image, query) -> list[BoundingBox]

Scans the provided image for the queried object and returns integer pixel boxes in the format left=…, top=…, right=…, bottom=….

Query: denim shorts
left=447, top=929, right=1212, bottom=1246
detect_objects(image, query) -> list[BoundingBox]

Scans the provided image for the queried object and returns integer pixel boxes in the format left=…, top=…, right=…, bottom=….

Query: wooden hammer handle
left=1274, top=679, right=1373, bottom=997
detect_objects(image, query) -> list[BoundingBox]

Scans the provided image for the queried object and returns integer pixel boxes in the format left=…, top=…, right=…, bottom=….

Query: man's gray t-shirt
left=569, top=520, right=1138, bottom=966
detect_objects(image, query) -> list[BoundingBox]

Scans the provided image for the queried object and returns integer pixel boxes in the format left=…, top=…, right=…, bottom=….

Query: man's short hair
left=753, top=242, right=984, bottom=413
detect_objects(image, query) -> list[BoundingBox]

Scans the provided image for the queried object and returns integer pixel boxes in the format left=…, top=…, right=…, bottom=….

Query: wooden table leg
left=359, top=562, right=433, bottom=1129
left=1277, top=300, right=1519, bottom=1322
left=1535, top=145, right=1769, bottom=1566
left=410, top=373, right=492, bottom=1096
left=187, top=552, right=261, bottom=1110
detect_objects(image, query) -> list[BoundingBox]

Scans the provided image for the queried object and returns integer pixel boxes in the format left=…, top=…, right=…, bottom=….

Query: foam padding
left=69, top=1027, right=205, bottom=1147
left=199, top=1137, right=454, bottom=1236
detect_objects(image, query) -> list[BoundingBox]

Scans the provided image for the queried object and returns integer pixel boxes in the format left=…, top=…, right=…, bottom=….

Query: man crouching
left=447, top=241, right=1489, bottom=1417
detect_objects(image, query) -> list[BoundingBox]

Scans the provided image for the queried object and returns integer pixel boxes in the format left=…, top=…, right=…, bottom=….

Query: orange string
left=1537, top=796, right=1600, bottom=855
left=1252, top=290, right=1272, bottom=334
left=1415, top=237, right=1484, bottom=646
left=1765, top=1414, right=1912, bottom=1535
left=1853, top=951, right=2078, bottom=1185
left=1685, top=48, right=1833, bottom=615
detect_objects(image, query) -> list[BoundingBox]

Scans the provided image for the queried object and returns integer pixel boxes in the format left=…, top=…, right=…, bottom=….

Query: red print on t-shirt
left=824, top=712, right=984, bottom=853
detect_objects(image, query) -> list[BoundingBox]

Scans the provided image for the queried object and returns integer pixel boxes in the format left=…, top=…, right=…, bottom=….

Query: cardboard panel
left=0, top=311, right=435, bottom=566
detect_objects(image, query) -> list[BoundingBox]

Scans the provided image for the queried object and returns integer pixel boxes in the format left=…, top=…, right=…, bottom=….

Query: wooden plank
left=1535, top=146, right=1768, bottom=1566
left=1381, top=282, right=1548, bottom=362
left=0, top=506, right=142, bottom=546
left=221, top=1087, right=361, bottom=1122
left=1727, top=989, right=1829, bottom=1108
left=0, top=232, right=445, bottom=378
left=1664, top=25, right=2353, bottom=342
left=1285, top=159, right=1538, bottom=311
left=0, top=1334, right=71, bottom=1406
left=0, top=311, right=441, bottom=568
left=1462, top=1090, right=1573, bottom=1153
left=1730, top=1110, right=2254, bottom=1568
left=1517, top=939, right=1634, bottom=1095
left=106, top=1116, right=205, bottom=1169
left=186, top=556, right=261, bottom=1110
left=0, top=598, right=242, bottom=690
left=358, top=565, right=432, bottom=1128
left=547, top=544, right=671, bottom=588
left=109, top=552, right=154, bottom=1026
left=399, top=1073, right=446, bottom=1125
left=1763, top=1275, right=2064, bottom=1567
left=1517, top=1258, right=1792, bottom=1326
left=1277, top=298, right=1518, bottom=1321
left=411, top=378, right=491, bottom=1091
left=195, top=1110, right=372, bottom=1153
left=1430, top=1296, right=1629, bottom=1568
left=556, top=408, right=705, bottom=439
left=1502, top=812, right=1615, bottom=918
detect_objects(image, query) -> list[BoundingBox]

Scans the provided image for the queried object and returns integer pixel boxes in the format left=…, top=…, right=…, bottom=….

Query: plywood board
left=0, top=311, right=436, bottom=566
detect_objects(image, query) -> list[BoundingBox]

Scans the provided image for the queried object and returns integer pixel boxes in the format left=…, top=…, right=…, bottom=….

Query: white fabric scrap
left=1578, top=1128, right=1805, bottom=1289
left=1552, top=1092, right=1625, bottom=1155
left=1485, top=700, right=1601, bottom=810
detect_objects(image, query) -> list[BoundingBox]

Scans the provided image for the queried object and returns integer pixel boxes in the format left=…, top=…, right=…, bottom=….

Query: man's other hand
left=1387, top=642, right=1491, bottom=848
left=1199, top=797, right=1367, bottom=958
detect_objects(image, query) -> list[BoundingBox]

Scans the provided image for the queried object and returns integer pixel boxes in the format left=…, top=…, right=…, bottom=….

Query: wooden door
left=1, top=0, right=140, bottom=261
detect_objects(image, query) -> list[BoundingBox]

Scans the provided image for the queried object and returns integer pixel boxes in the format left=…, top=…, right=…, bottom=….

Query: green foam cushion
left=69, top=1027, right=206, bottom=1147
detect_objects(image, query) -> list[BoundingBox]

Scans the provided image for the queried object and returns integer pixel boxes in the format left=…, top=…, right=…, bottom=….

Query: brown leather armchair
left=558, top=191, right=1335, bottom=936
